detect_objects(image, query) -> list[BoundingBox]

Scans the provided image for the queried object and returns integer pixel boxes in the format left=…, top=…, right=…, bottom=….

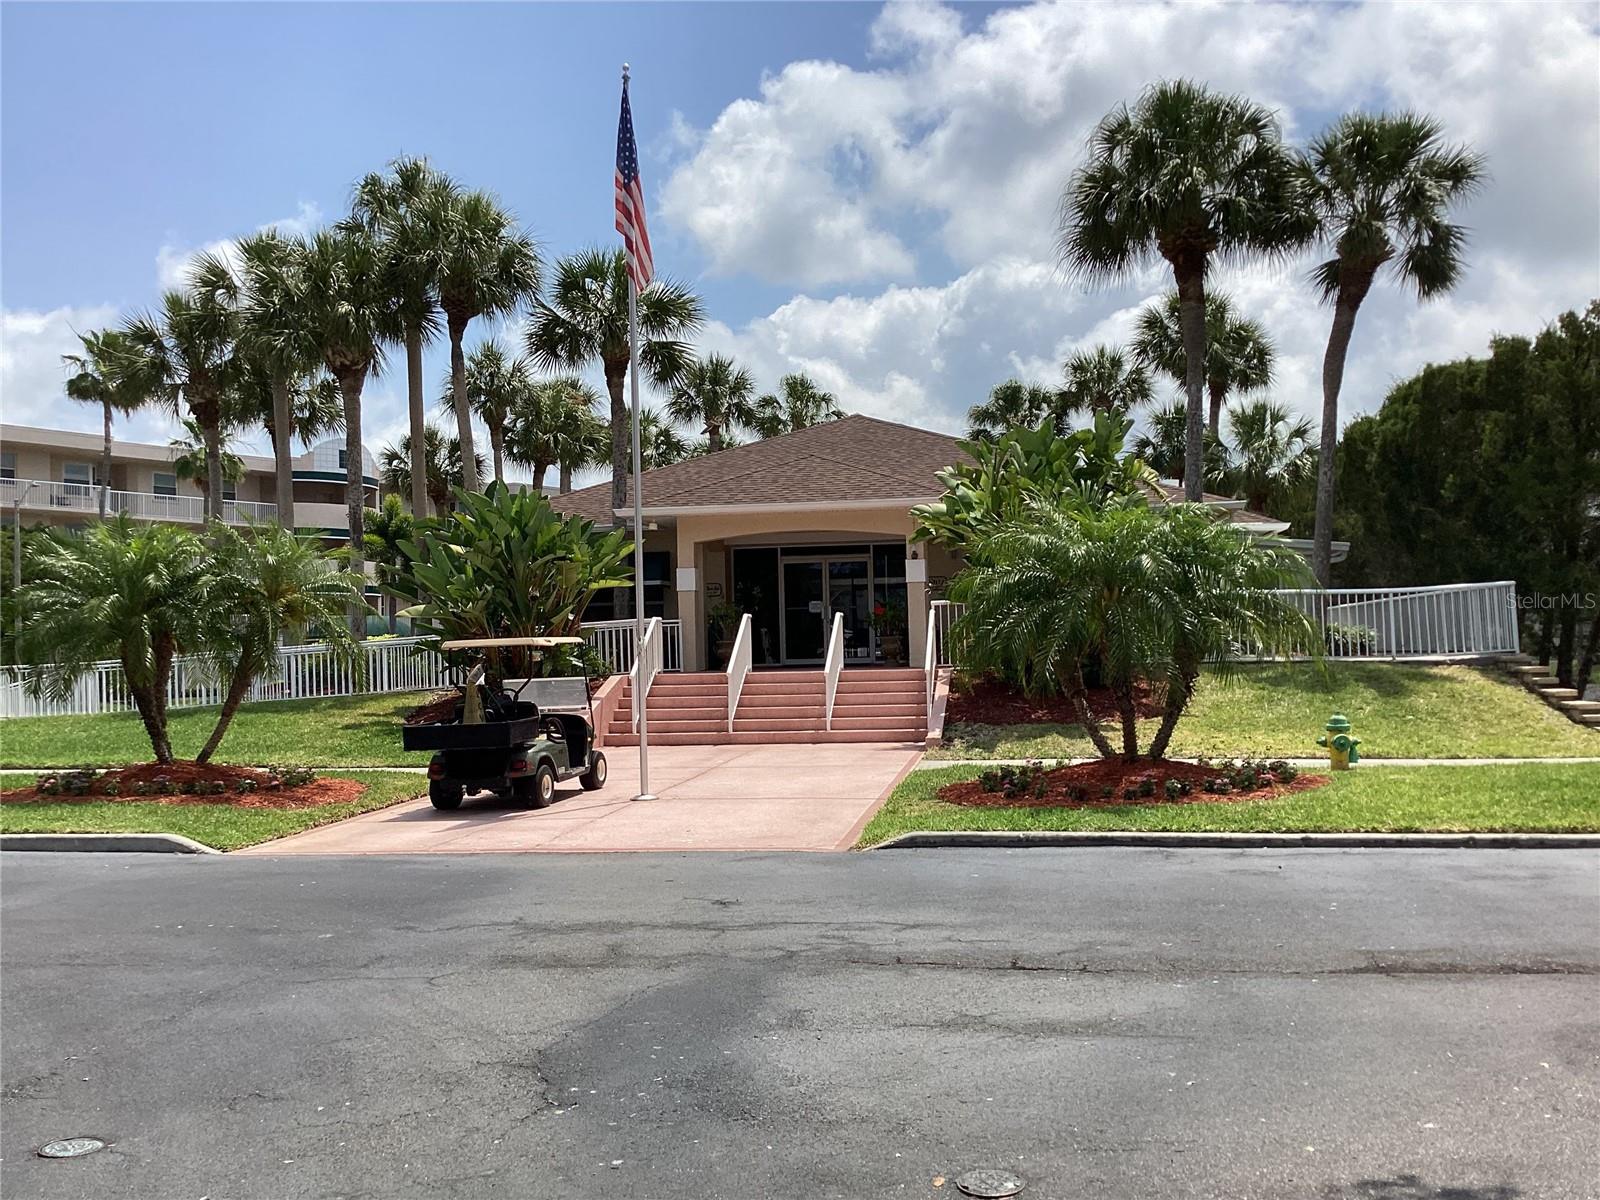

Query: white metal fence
left=0, top=477, right=277, bottom=526
left=926, top=581, right=1521, bottom=668
left=581, top=619, right=682, bottom=674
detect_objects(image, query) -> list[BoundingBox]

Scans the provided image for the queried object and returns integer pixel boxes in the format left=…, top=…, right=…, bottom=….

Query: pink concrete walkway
left=238, top=743, right=922, bottom=855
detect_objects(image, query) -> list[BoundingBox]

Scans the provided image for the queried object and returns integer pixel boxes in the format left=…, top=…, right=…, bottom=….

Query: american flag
left=614, top=73, right=654, bottom=293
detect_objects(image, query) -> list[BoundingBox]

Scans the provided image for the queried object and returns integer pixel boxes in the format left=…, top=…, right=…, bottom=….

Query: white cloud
left=155, top=201, right=324, bottom=291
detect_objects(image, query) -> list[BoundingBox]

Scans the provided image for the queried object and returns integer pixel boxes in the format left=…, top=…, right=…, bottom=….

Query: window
left=338, top=449, right=348, bottom=470
left=586, top=551, right=671, bottom=622
left=222, top=481, right=237, bottom=501
left=0, top=452, right=15, bottom=480
left=152, top=472, right=177, bottom=497
left=62, top=462, right=95, bottom=501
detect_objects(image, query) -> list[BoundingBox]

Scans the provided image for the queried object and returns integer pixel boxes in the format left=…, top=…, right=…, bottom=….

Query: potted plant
left=707, top=600, right=742, bottom=668
left=869, top=597, right=908, bottom=665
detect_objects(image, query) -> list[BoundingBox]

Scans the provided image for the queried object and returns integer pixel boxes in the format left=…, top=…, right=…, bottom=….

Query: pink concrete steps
left=605, top=667, right=927, bottom=746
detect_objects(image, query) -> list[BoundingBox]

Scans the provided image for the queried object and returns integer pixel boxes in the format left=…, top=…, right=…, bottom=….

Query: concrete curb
left=916, top=756, right=1600, bottom=770
left=1, top=833, right=220, bottom=855
left=870, top=830, right=1600, bottom=850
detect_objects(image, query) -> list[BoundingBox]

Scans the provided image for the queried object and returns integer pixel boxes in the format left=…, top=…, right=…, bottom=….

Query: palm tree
left=1059, top=345, right=1154, bottom=422
left=1133, top=292, right=1275, bottom=437
left=1059, top=80, right=1311, bottom=502
left=1133, top=401, right=1229, bottom=488
left=526, top=248, right=704, bottom=517
left=1225, top=399, right=1315, bottom=514
left=1302, top=112, right=1485, bottom=584
left=196, top=522, right=364, bottom=762
left=297, top=225, right=397, bottom=635
left=62, top=329, right=146, bottom=518
left=363, top=493, right=415, bottom=634
left=379, top=426, right=484, bottom=516
left=443, top=341, right=527, bottom=485
left=752, top=373, right=843, bottom=439
left=233, top=363, right=343, bottom=490
left=507, top=377, right=605, bottom=493
left=426, top=186, right=541, bottom=493
left=640, top=407, right=693, bottom=470
left=966, top=379, right=1059, bottom=441
left=552, top=381, right=607, bottom=493
left=666, top=354, right=759, bottom=452
left=231, top=230, right=320, bottom=529
left=119, top=272, right=239, bottom=520
left=351, top=157, right=452, bottom=519
left=170, top=418, right=245, bottom=501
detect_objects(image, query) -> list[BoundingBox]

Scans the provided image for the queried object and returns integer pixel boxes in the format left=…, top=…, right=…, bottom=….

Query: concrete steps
left=1497, top=658, right=1600, bottom=732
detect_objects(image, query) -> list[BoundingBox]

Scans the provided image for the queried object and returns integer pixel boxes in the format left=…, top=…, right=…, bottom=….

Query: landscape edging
left=0, top=832, right=220, bottom=855
left=870, top=830, right=1600, bottom=850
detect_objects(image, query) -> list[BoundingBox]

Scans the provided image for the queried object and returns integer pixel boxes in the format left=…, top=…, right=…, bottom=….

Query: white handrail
left=726, top=612, right=753, bottom=733
left=924, top=609, right=938, bottom=729
left=582, top=618, right=681, bottom=675
left=822, top=610, right=845, bottom=731
left=630, top=615, right=664, bottom=733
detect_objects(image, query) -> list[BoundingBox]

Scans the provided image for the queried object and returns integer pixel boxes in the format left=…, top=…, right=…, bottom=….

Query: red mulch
left=945, top=675, right=1165, bottom=726
left=0, top=762, right=366, bottom=810
left=405, top=692, right=460, bottom=725
left=939, top=758, right=1328, bottom=809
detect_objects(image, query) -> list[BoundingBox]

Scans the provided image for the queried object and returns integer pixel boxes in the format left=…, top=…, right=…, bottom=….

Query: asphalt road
left=2, top=849, right=1596, bottom=1200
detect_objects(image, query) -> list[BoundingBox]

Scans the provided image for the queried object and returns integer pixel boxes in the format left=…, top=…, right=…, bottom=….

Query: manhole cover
left=38, top=1137, right=105, bottom=1159
left=954, top=1168, right=1025, bottom=1198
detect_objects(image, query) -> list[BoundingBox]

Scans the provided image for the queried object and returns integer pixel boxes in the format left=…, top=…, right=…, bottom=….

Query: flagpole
left=624, top=65, right=655, bottom=803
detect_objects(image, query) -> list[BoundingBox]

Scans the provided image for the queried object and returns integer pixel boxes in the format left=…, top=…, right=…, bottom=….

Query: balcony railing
left=0, top=477, right=276, bottom=525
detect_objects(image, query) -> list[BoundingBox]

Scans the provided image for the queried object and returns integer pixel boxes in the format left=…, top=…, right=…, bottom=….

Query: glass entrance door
left=781, top=560, right=826, bottom=662
left=827, top=558, right=873, bottom=663
left=779, top=555, right=871, bottom=664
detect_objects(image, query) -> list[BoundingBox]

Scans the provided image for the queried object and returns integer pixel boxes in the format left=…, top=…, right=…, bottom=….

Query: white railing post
left=726, top=613, right=752, bottom=733
left=822, top=611, right=845, bottom=731
left=924, top=608, right=938, bottom=729
left=631, top=616, right=663, bottom=733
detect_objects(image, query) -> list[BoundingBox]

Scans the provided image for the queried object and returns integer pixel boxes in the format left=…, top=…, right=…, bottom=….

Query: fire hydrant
left=1317, top=713, right=1361, bottom=770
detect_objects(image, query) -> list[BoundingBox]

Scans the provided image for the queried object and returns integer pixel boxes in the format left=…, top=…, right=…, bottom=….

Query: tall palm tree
left=442, top=341, right=527, bottom=485
left=752, top=372, right=843, bottom=439
left=1302, top=112, right=1485, bottom=584
left=666, top=354, right=759, bottom=452
left=526, top=248, right=704, bottom=517
left=1133, top=292, right=1275, bottom=437
left=640, top=407, right=693, bottom=470
left=966, top=379, right=1059, bottom=441
left=1059, top=80, right=1311, bottom=502
left=226, top=231, right=322, bottom=528
left=119, top=272, right=239, bottom=520
left=351, top=157, right=452, bottom=519
left=552, top=381, right=607, bottom=493
left=62, top=329, right=146, bottom=518
left=1059, top=345, right=1153, bottom=422
left=169, top=418, right=245, bottom=501
left=507, top=377, right=605, bottom=493
left=297, top=226, right=397, bottom=635
left=1133, top=401, right=1229, bottom=489
left=425, top=186, right=541, bottom=493
left=1225, top=399, right=1315, bottom=514
left=379, top=426, right=484, bottom=516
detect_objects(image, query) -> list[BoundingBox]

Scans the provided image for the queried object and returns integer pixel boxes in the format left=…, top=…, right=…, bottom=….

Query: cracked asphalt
left=1, top=848, right=1596, bottom=1199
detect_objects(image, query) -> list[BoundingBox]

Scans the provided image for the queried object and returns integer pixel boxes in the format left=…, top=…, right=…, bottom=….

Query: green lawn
left=860, top=762, right=1600, bottom=846
left=0, top=691, right=436, bottom=768
left=0, top=770, right=423, bottom=850
left=931, top=663, right=1598, bottom=761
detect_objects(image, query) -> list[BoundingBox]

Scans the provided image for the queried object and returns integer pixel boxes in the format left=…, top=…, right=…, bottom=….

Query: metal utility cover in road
left=37, top=1137, right=105, bottom=1159
left=955, top=1168, right=1026, bottom=1197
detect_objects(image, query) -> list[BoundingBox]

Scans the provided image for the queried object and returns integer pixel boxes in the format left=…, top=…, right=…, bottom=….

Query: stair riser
left=609, top=731, right=926, bottom=746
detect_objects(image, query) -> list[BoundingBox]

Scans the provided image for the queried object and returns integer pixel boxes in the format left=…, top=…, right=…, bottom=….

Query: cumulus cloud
left=155, top=201, right=324, bottom=292
left=662, top=0, right=1599, bottom=434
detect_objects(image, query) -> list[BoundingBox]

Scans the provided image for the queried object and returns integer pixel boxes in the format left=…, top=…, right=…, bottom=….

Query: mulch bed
left=0, top=762, right=366, bottom=810
left=939, top=758, right=1328, bottom=810
left=946, top=675, right=1164, bottom=726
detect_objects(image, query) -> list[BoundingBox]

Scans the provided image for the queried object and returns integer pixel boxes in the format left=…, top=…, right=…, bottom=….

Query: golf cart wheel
left=580, top=751, right=607, bottom=791
left=429, top=781, right=464, bottom=811
left=516, top=762, right=557, bottom=810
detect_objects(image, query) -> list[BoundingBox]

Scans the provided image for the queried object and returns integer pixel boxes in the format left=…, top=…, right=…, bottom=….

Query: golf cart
left=401, top=636, right=607, bottom=812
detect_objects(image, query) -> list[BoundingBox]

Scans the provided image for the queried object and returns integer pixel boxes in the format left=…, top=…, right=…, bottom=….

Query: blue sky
left=3, top=2, right=1596, bottom=479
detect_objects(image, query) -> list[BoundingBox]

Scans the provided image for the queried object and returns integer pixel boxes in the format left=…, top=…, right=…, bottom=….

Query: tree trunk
left=202, top=415, right=224, bottom=523
left=489, top=425, right=505, bottom=486
left=1313, top=290, right=1367, bottom=586
left=1574, top=612, right=1598, bottom=697
left=1114, top=680, right=1140, bottom=761
left=128, top=681, right=173, bottom=764
left=1146, top=663, right=1199, bottom=760
left=447, top=316, right=479, bottom=493
left=1555, top=603, right=1577, bottom=688
left=405, top=324, right=429, bottom=517
left=1175, top=269, right=1208, bottom=502
left=531, top=460, right=550, bottom=493
left=1061, top=659, right=1116, bottom=759
left=271, top=374, right=295, bottom=529
left=127, top=637, right=176, bottom=763
left=99, top=398, right=112, bottom=520
left=605, top=358, right=629, bottom=522
left=559, top=462, right=573, bottom=494
left=1207, top=377, right=1226, bottom=442
left=338, top=369, right=368, bottom=640
left=195, top=656, right=255, bottom=764
left=708, top=423, right=724, bottom=454
left=1536, top=608, right=1555, bottom=666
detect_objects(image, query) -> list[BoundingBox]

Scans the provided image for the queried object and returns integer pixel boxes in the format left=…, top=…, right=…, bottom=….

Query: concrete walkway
left=239, top=743, right=922, bottom=855
left=918, top=755, right=1600, bottom=770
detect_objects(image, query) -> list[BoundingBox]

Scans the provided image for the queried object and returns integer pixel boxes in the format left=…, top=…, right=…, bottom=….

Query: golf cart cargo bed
left=401, top=717, right=541, bottom=752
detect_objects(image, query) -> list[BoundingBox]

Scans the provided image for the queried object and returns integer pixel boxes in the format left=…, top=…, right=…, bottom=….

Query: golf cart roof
left=438, top=636, right=586, bottom=651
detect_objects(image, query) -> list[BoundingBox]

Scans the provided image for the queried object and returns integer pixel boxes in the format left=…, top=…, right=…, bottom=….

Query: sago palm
left=526, top=248, right=703, bottom=516
left=1060, top=345, right=1154, bottom=422
left=966, top=379, right=1060, bottom=441
left=442, top=341, right=528, bottom=485
left=350, top=156, right=453, bottom=517
left=1133, top=291, right=1275, bottom=437
left=425, top=186, right=541, bottom=492
left=62, top=329, right=147, bottom=518
left=1224, top=399, right=1315, bottom=515
left=752, top=372, right=843, bottom=439
left=667, top=354, right=759, bottom=452
left=1302, top=111, right=1485, bottom=583
left=1060, top=79, right=1311, bottom=501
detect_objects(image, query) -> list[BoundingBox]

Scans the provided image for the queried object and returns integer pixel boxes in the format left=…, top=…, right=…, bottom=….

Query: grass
left=931, top=663, right=1598, bottom=761
left=0, top=691, right=436, bottom=768
left=859, top=762, right=1600, bottom=846
left=0, top=770, right=423, bottom=851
